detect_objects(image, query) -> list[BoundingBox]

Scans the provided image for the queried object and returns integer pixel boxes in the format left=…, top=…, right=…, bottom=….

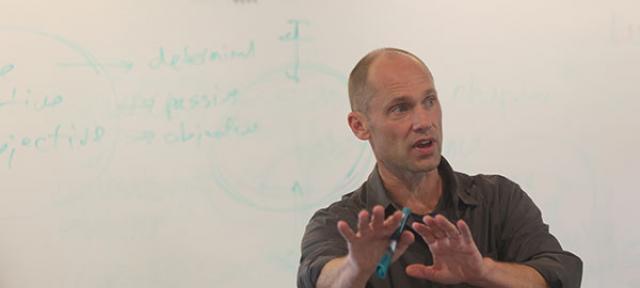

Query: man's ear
left=348, top=111, right=370, bottom=140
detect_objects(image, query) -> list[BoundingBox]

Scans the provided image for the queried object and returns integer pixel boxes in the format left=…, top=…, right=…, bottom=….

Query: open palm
left=406, top=215, right=488, bottom=285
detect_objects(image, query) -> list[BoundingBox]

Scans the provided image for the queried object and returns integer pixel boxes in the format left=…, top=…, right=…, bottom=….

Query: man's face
left=353, top=53, right=443, bottom=175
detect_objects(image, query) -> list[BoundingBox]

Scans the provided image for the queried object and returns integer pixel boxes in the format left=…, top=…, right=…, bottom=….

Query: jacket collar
left=364, top=156, right=479, bottom=218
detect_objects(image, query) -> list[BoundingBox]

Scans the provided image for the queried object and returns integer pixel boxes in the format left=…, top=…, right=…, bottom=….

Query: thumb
left=406, top=264, right=436, bottom=280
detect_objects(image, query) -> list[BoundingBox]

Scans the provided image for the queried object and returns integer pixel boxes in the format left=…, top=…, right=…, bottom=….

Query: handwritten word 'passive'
left=116, top=88, right=239, bottom=120
left=148, top=41, right=255, bottom=70
left=164, top=89, right=238, bottom=120
left=130, top=118, right=258, bottom=145
left=0, top=124, right=105, bottom=169
left=0, top=87, right=64, bottom=111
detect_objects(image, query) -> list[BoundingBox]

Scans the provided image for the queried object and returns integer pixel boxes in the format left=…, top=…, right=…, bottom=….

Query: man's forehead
left=379, top=75, right=433, bottom=90
left=367, top=52, right=433, bottom=88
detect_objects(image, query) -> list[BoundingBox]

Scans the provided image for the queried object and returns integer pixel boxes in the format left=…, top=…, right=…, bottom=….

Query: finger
left=406, top=264, right=436, bottom=280
left=370, top=205, right=385, bottom=231
left=337, top=220, right=357, bottom=242
left=424, top=215, right=447, bottom=240
left=456, top=219, right=474, bottom=245
left=412, top=222, right=437, bottom=244
left=392, top=230, right=415, bottom=261
left=357, top=210, right=371, bottom=237
left=434, top=214, right=461, bottom=240
left=382, top=210, right=403, bottom=234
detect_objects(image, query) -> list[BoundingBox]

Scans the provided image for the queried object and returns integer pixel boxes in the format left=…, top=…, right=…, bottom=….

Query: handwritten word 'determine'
left=130, top=118, right=258, bottom=145
left=0, top=124, right=105, bottom=169
left=148, top=41, right=255, bottom=70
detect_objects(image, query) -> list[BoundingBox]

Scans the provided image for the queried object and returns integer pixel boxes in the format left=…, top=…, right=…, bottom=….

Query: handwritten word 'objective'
left=148, top=41, right=256, bottom=70
left=0, top=124, right=105, bottom=169
left=0, top=87, right=64, bottom=111
left=0, top=64, right=15, bottom=77
left=130, top=118, right=258, bottom=145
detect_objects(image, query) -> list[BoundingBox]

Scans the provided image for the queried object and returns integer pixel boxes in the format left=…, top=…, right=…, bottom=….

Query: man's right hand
left=337, top=205, right=415, bottom=280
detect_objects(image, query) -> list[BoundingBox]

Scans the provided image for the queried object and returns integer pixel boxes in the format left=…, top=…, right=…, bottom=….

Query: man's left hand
left=406, top=215, right=492, bottom=285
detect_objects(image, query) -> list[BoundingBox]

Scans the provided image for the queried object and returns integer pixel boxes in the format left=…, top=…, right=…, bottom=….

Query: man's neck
left=377, top=163, right=443, bottom=215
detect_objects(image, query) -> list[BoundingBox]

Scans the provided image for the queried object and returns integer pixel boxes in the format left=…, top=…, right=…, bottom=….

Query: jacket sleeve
left=297, top=206, right=352, bottom=288
left=498, top=179, right=583, bottom=288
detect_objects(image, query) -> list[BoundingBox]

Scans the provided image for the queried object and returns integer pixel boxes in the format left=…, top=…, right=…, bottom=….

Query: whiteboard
left=1, top=0, right=639, bottom=287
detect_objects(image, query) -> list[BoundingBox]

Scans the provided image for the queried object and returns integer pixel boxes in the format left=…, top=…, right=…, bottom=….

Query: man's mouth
left=413, top=139, right=434, bottom=148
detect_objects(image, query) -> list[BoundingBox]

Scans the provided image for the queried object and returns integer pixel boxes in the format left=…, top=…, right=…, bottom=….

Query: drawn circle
left=210, top=63, right=373, bottom=211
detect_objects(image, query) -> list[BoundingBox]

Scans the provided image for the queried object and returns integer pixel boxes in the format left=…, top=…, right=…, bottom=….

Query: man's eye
left=425, top=96, right=436, bottom=107
left=390, top=103, right=409, bottom=113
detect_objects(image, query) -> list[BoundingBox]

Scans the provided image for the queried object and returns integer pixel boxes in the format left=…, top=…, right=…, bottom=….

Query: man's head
left=348, top=48, right=430, bottom=114
left=347, top=48, right=443, bottom=175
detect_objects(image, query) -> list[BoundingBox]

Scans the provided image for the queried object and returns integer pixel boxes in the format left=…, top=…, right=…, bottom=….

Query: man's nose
left=411, top=108, right=432, bottom=132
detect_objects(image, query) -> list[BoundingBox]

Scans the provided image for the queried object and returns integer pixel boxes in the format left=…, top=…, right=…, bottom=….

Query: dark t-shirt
left=297, top=157, right=582, bottom=288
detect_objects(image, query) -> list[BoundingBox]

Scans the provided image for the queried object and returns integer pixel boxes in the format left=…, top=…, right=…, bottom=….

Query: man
left=297, top=48, right=582, bottom=288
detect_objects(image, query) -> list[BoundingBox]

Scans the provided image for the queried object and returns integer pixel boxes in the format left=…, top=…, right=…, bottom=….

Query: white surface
left=1, top=0, right=639, bottom=287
